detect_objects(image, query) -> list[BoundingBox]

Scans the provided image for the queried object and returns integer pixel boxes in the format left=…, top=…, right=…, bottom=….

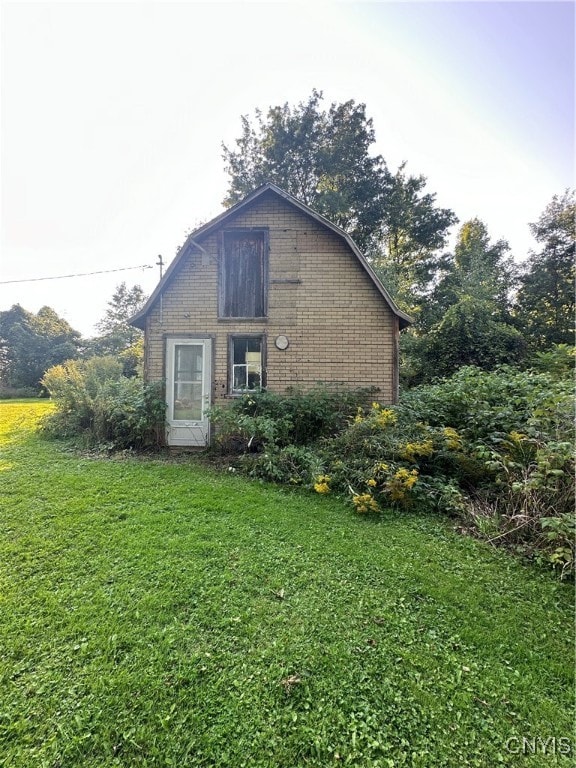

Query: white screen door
left=166, top=338, right=211, bottom=446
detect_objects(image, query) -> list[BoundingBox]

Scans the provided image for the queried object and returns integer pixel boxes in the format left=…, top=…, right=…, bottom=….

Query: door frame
left=165, top=336, right=212, bottom=447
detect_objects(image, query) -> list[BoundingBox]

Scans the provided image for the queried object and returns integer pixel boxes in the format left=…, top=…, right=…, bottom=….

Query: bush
left=207, top=368, right=573, bottom=578
left=91, top=378, right=166, bottom=449
left=240, top=444, right=324, bottom=485
left=398, top=365, right=573, bottom=445
left=41, top=357, right=124, bottom=437
left=319, top=402, right=469, bottom=515
left=41, top=357, right=165, bottom=449
left=528, top=343, right=575, bottom=377
left=320, top=367, right=573, bottom=577
left=209, top=385, right=377, bottom=453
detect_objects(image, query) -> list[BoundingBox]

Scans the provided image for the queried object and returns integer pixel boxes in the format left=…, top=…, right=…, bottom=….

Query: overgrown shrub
left=398, top=365, right=573, bottom=445
left=528, top=343, right=575, bottom=377
left=209, top=385, right=377, bottom=453
left=90, top=378, right=166, bottom=449
left=41, top=357, right=124, bottom=435
left=240, top=444, right=324, bottom=485
left=320, top=403, right=470, bottom=512
left=41, top=357, right=165, bottom=449
left=208, top=367, right=574, bottom=578
left=333, top=368, right=574, bottom=576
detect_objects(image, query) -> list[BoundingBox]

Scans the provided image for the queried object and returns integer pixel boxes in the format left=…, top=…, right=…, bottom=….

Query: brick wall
left=144, top=193, right=399, bottom=404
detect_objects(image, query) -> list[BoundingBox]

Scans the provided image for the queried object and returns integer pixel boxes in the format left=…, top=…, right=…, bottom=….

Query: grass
left=0, top=400, right=574, bottom=767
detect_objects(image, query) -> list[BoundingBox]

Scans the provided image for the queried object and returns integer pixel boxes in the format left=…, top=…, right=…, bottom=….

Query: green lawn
left=0, top=400, right=573, bottom=767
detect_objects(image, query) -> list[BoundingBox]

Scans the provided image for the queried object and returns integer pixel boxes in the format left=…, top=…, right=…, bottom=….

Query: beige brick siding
left=144, top=194, right=399, bottom=404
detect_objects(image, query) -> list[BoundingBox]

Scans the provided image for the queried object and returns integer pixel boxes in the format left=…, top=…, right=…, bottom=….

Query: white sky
left=1, top=0, right=574, bottom=337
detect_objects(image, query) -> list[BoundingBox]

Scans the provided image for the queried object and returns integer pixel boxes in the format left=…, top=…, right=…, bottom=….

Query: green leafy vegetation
left=40, top=357, right=165, bottom=449
left=224, top=93, right=574, bottom=388
left=223, top=90, right=456, bottom=254
left=85, top=282, right=146, bottom=375
left=209, top=385, right=376, bottom=453
left=1, top=401, right=574, bottom=766
left=214, top=366, right=574, bottom=579
left=0, top=281, right=146, bottom=396
left=515, top=190, right=575, bottom=353
left=0, top=304, right=81, bottom=393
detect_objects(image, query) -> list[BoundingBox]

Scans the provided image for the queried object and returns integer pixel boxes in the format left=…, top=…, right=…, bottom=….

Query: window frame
left=228, top=333, right=266, bottom=396
left=218, top=228, right=269, bottom=320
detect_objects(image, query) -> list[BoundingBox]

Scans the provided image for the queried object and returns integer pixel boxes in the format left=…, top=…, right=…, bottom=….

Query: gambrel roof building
left=131, top=183, right=411, bottom=446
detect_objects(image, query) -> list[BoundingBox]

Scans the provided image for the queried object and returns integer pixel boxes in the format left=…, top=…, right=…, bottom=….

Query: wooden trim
left=227, top=332, right=267, bottom=395
left=218, top=228, right=270, bottom=319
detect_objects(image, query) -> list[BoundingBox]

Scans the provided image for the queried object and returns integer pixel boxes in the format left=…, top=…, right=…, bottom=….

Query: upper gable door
left=219, top=229, right=268, bottom=318
left=165, top=338, right=212, bottom=447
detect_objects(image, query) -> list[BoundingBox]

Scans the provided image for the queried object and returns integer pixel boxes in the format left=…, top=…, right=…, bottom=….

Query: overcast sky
left=1, top=0, right=574, bottom=337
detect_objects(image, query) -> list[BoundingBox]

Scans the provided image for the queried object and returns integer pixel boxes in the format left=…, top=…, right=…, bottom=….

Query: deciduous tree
left=515, top=190, right=575, bottom=351
left=402, top=219, right=524, bottom=383
left=224, top=90, right=392, bottom=251
left=0, top=304, right=81, bottom=390
left=89, top=283, right=146, bottom=371
left=370, top=163, right=458, bottom=315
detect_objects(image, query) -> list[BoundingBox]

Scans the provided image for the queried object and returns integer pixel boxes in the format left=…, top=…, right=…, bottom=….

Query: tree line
left=223, top=90, right=574, bottom=385
left=0, top=283, right=146, bottom=393
left=1, top=90, right=573, bottom=393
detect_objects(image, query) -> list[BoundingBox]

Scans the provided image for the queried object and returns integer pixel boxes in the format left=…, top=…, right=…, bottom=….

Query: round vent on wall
left=274, top=335, right=289, bottom=350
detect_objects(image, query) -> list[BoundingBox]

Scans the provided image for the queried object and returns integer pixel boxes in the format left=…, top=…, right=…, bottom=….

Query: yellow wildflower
left=385, top=468, right=419, bottom=501
left=508, top=431, right=526, bottom=443
left=352, top=493, right=379, bottom=514
left=367, top=478, right=377, bottom=487
left=314, top=475, right=331, bottom=494
left=373, top=408, right=397, bottom=429
left=402, top=440, right=434, bottom=462
left=443, top=427, right=462, bottom=450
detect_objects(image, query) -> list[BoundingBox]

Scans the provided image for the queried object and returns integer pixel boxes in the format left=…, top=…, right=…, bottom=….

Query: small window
left=230, top=336, right=264, bottom=394
left=220, top=230, right=267, bottom=318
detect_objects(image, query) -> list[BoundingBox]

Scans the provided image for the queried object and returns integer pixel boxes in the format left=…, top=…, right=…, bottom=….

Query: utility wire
left=0, top=264, right=153, bottom=285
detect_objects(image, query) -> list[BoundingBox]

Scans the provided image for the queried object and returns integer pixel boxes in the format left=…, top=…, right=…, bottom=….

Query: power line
left=0, top=264, right=154, bottom=285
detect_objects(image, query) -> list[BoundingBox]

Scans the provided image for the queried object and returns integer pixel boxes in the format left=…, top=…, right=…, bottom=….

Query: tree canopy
left=370, top=164, right=458, bottom=316
left=90, top=283, right=146, bottom=355
left=401, top=218, right=525, bottom=383
left=223, top=90, right=456, bottom=255
left=515, top=190, right=575, bottom=351
left=223, top=92, right=575, bottom=385
left=86, top=282, right=147, bottom=376
left=0, top=304, right=81, bottom=390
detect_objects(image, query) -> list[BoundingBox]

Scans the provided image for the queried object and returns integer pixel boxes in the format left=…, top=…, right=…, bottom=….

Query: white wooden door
left=166, top=338, right=211, bottom=446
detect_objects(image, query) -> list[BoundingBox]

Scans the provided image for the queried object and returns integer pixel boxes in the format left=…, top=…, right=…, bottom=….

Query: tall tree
left=223, top=90, right=393, bottom=251
left=515, top=190, right=575, bottom=351
left=91, top=282, right=146, bottom=356
left=402, top=219, right=525, bottom=383
left=421, top=218, right=517, bottom=330
left=0, top=304, right=81, bottom=390
left=370, top=163, right=458, bottom=315
left=87, top=283, right=147, bottom=376
left=224, top=90, right=457, bottom=282
left=377, top=164, right=457, bottom=265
